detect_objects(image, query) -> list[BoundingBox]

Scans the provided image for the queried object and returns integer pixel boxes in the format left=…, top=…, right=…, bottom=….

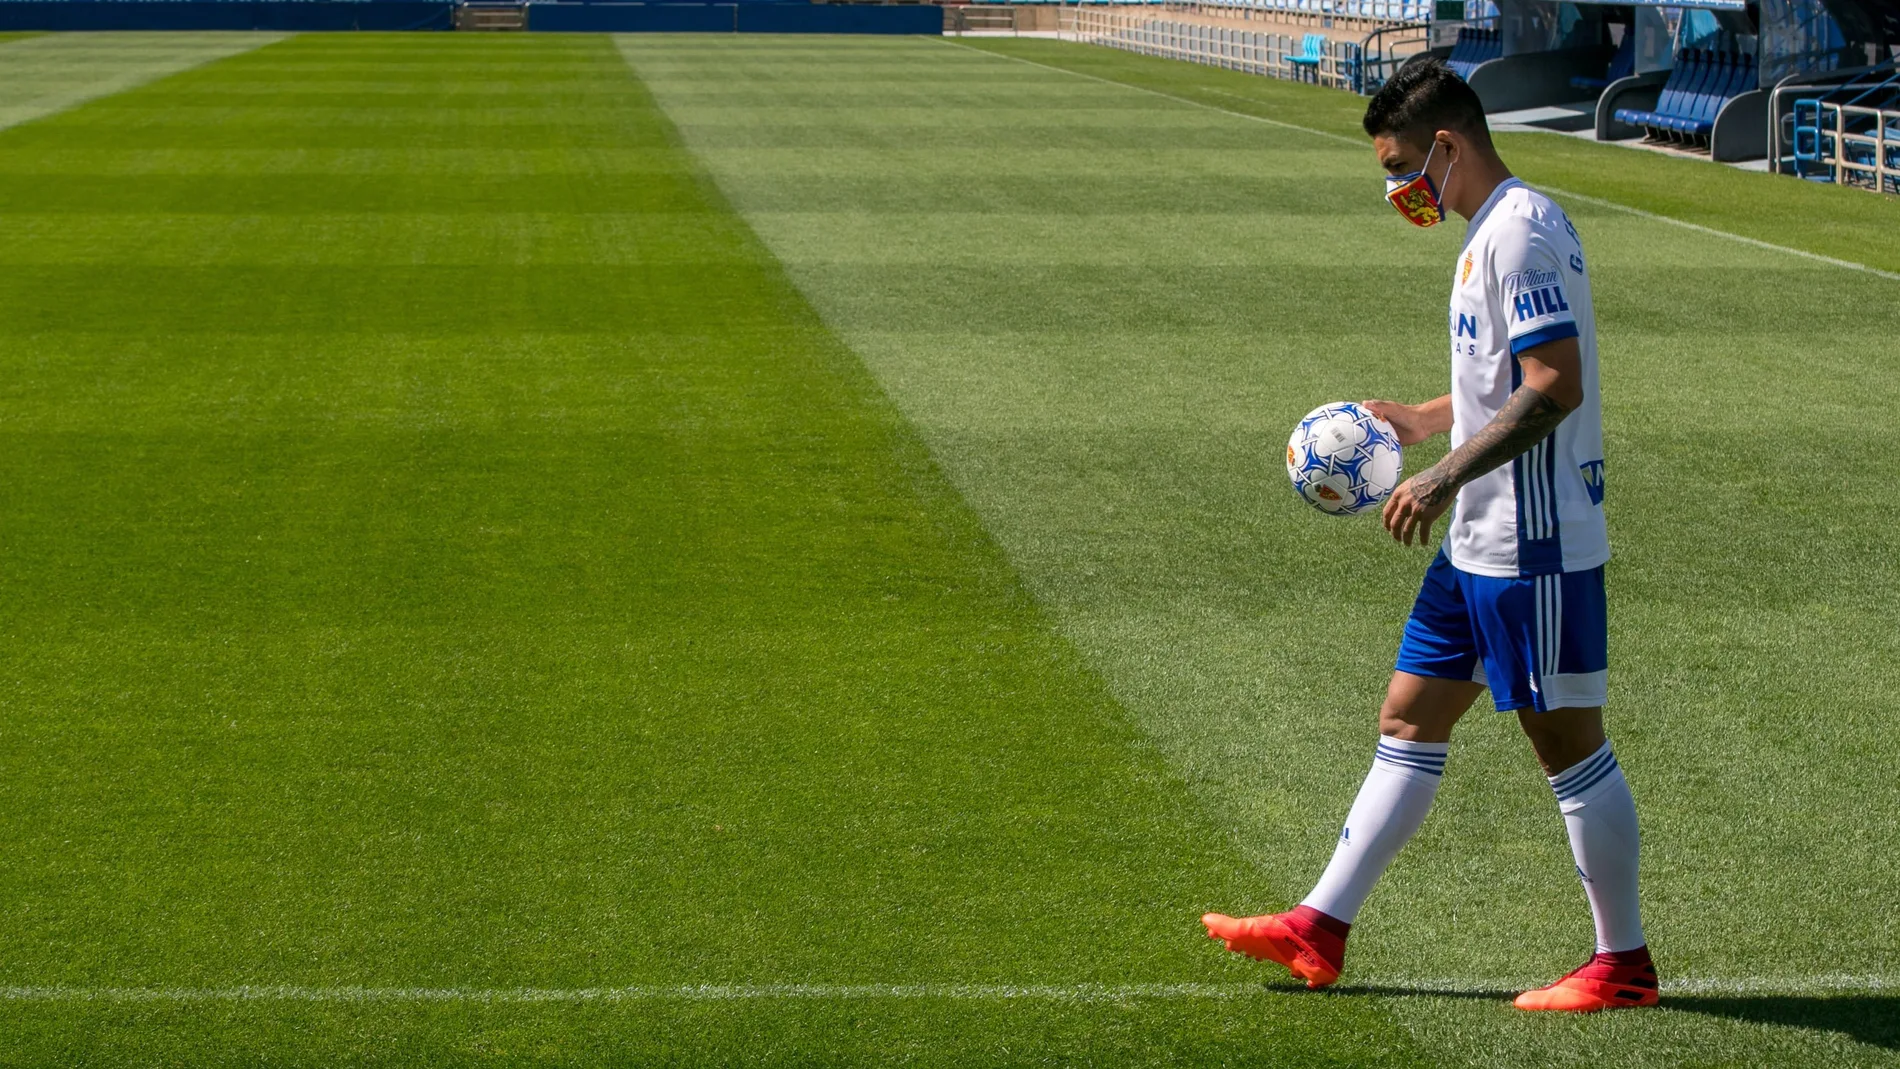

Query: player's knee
left=1378, top=689, right=1465, bottom=742
left=1377, top=672, right=1479, bottom=741
left=1517, top=706, right=1606, bottom=774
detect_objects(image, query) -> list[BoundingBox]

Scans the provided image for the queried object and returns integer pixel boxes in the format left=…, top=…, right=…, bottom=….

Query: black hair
left=1361, top=57, right=1492, bottom=150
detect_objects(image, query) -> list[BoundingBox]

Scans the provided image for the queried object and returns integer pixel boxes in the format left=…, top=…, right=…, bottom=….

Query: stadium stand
left=1053, top=0, right=1897, bottom=183
left=1615, top=48, right=1758, bottom=143
left=1190, top=0, right=1429, bottom=24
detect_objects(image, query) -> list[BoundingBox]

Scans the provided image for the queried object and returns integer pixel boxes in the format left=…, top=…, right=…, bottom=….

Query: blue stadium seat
left=1678, top=52, right=1753, bottom=137
left=1614, top=49, right=1754, bottom=144
left=1571, top=31, right=1635, bottom=93
left=1446, top=27, right=1500, bottom=81
left=1662, top=50, right=1723, bottom=133
left=1288, top=32, right=1327, bottom=72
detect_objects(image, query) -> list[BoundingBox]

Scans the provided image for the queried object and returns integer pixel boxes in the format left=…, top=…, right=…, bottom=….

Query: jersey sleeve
left=1489, top=218, right=1580, bottom=356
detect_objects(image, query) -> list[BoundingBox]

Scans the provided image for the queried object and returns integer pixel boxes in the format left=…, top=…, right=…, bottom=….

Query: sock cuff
left=1374, top=736, right=1448, bottom=778
left=1548, top=740, right=1621, bottom=803
left=1290, top=904, right=1352, bottom=939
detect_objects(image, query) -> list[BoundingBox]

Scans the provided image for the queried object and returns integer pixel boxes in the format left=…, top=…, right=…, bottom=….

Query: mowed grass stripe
left=947, top=39, right=1900, bottom=283
left=959, top=37, right=1900, bottom=275
left=0, top=33, right=1427, bottom=1066
left=625, top=35, right=1900, bottom=1069
left=0, top=31, right=285, bottom=134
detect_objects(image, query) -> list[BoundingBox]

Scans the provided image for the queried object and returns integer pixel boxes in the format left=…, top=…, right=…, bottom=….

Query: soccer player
left=1202, top=60, right=1656, bottom=1012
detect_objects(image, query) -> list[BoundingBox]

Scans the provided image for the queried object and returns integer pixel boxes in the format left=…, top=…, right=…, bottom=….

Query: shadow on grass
left=1332, top=986, right=1900, bottom=1050
left=1664, top=995, right=1900, bottom=1051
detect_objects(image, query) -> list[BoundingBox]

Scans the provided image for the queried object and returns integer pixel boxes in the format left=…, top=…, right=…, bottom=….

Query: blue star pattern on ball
left=1286, top=402, right=1404, bottom=516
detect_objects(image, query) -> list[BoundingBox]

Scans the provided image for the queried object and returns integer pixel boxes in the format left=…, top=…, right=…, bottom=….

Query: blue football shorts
left=1394, top=550, right=1608, bottom=712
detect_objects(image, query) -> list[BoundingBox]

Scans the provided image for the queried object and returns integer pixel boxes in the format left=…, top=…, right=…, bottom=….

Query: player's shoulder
left=1482, top=182, right=1577, bottom=245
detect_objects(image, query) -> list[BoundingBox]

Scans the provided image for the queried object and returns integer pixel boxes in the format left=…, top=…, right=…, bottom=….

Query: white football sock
left=1300, top=736, right=1447, bottom=924
left=1549, top=741, right=1646, bottom=953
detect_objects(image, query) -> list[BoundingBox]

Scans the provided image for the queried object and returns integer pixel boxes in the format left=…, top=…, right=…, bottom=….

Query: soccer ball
left=1286, top=402, right=1404, bottom=515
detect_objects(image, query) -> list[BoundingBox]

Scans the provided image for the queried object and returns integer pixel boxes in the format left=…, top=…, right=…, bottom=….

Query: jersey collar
left=1463, top=176, right=1525, bottom=243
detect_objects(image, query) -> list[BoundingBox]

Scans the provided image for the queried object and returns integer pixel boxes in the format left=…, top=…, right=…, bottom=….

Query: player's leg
left=1203, top=672, right=1479, bottom=986
left=1514, top=705, right=1656, bottom=1010
left=1204, top=553, right=1482, bottom=987
left=1302, top=669, right=1480, bottom=919
left=1495, top=568, right=1655, bottom=1011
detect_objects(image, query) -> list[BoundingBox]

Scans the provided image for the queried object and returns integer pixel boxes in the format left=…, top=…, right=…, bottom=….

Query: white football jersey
left=1445, top=179, right=1608, bottom=578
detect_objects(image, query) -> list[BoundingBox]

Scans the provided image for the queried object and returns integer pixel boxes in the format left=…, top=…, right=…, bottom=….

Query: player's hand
left=1362, top=400, right=1435, bottom=446
left=1382, top=471, right=1454, bottom=546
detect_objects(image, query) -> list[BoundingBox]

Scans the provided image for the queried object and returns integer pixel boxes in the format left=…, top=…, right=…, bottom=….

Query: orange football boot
left=1202, top=906, right=1346, bottom=989
left=1514, top=949, right=1659, bottom=1012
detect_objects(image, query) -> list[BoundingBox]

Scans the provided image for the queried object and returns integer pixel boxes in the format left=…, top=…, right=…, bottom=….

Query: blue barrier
left=0, top=1, right=453, bottom=31
left=736, top=2, right=938, bottom=32
left=529, top=0, right=732, bottom=29
left=529, top=2, right=940, bottom=33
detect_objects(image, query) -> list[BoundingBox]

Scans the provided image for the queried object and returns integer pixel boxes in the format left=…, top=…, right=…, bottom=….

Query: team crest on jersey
left=1461, top=252, right=1474, bottom=286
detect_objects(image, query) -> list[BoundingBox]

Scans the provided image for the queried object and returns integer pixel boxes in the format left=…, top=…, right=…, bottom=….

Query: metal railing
left=1062, top=5, right=1367, bottom=90
left=1794, top=100, right=1900, bottom=194
left=1137, top=0, right=1428, bottom=24
left=1775, top=57, right=1900, bottom=195
left=1356, top=21, right=1427, bottom=93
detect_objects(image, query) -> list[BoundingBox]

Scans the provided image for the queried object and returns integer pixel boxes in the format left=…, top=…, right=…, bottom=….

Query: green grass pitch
left=0, top=30, right=1895, bottom=1067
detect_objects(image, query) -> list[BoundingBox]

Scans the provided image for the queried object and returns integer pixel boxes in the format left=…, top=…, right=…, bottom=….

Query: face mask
left=1384, top=140, right=1453, bottom=228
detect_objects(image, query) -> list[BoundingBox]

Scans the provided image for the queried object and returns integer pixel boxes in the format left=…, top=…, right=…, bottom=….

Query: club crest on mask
left=1387, top=180, right=1442, bottom=226
left=1383, top=140, right=1451, bottom=229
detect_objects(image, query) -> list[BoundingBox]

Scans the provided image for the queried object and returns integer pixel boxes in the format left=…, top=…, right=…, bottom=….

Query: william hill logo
left=1502, top=267, right=1560, bottom=293
left=1512, top=285, right=1570, bottom=323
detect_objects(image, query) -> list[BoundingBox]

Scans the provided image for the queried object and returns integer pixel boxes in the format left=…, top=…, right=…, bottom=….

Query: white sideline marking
left=1535, top=188, right=1900, bottom=282
left=937, top=39, right=1900, bottom=284
left=0, top=976, right=1889, bottom=1003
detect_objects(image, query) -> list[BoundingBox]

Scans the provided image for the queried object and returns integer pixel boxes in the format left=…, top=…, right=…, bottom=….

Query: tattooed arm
left=1381, top=337, right=1583, bottom=546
